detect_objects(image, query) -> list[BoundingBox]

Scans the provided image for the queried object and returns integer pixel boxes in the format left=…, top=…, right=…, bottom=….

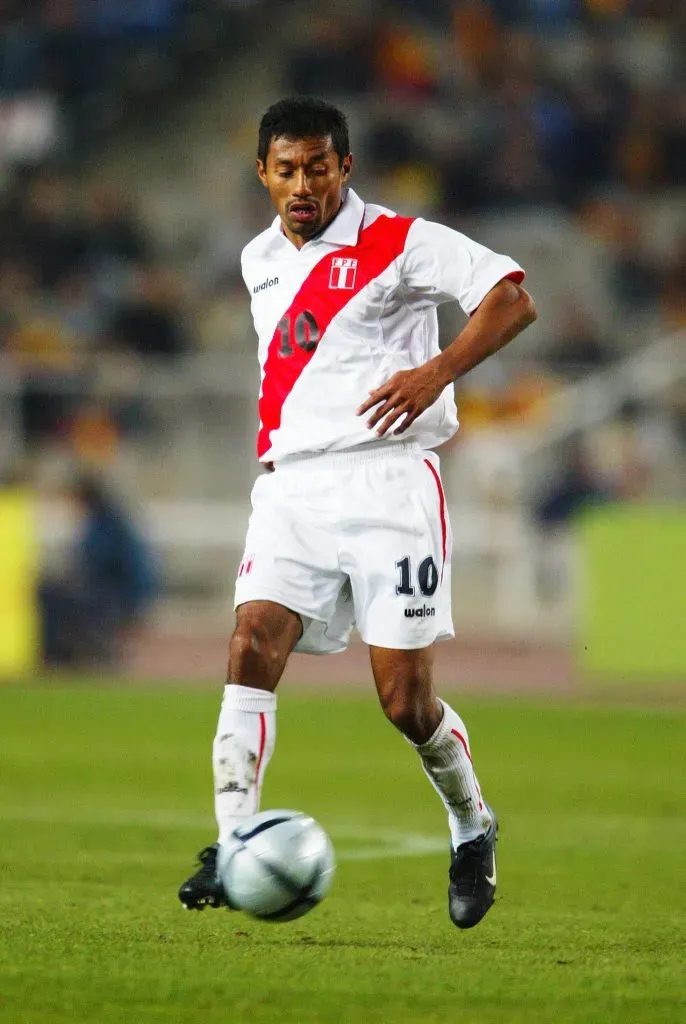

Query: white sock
left=213, top=684, right=276, bottom=846
left=413, top=699, right=491, bottom=848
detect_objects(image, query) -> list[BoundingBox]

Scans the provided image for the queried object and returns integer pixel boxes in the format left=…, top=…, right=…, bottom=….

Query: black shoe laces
left=449, top=836, right=488, bottom=897
left=195, top=845, right=219, bottom=877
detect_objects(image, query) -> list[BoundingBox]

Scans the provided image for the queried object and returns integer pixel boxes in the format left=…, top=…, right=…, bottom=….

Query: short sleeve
left=401, top=218, right=525, bottom=315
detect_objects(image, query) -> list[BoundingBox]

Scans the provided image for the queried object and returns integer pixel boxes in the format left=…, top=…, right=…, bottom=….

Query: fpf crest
left=329, top=257, right=358, bottom=290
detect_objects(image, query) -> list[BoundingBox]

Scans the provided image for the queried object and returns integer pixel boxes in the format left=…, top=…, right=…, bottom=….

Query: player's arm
left=359, top=276, right=536, bottom=437
left=434, top=276, right=536, bottom=383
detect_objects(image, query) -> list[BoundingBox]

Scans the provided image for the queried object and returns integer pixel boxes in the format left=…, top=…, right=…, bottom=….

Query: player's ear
left=341, top=154, right=352, bottom=181
left=256, top=159, right=268, bottom=188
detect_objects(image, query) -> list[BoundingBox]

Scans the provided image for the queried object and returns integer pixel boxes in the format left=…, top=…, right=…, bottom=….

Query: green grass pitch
left=0, top=683, right=684, bottom=1024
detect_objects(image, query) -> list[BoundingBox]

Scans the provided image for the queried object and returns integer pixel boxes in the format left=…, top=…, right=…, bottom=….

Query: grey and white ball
left=217, top=809, right=335, bottom=922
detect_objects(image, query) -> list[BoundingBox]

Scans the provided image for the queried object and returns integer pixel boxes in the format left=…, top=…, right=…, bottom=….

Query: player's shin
left=213, top=684, right=276, bottom=846
left=411, top=699, right=491, bottom=848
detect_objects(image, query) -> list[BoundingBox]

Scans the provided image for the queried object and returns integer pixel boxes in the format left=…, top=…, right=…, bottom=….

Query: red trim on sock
left=450, top=727, right=472, bottom=762
left=451, top=727, right=484, bottom=810
left=255, top=711, right=267, bottom=785
left=424, top=458, right=447, bottom=580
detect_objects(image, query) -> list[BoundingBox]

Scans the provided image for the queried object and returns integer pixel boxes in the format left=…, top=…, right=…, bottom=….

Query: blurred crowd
left=0, top=0, right=260, bottom=160
left=0, top=1, right=266, bottom=464
left=0, top=0, right=684, bottom=497
left=289, top=1, right=685, bottom=195
left=284, top=0, right=686, bottom=329
left=0, top=172, right=190, bottom=455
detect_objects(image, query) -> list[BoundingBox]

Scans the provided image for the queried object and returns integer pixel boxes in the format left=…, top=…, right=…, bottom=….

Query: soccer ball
left=217, top=809, right=335, bottom=922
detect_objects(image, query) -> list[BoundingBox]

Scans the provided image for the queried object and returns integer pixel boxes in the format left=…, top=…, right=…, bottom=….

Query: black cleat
left=178, top=843, right=228, bottom=910
left=448, top=806, right=498, bottom=929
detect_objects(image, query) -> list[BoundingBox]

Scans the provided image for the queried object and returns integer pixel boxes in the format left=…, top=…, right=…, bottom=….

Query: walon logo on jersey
left=329, top=257, right=358, bottom=290
left=404, top=606, right=436, bottom=619
left=253, top=276, right=279, bottom=294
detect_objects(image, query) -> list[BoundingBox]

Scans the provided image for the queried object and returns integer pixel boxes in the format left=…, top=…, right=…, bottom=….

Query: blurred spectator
left=364, top=120, right=426, bottom=173
left=53, top=270, right=102, bottom=342
left=109, top=266, right=189, bottom=359
left=532, top=432, right=611, bottom=605
left=364, top=118, right=439, bottom=214
left=566, top=40, right=629, bottom=202
left=451, top=0, right=503, bottom=89
left=487, top=124, right=553, bottom=208
left=659, top=92, right=686, bottom=187
left=544, top=305, right=613, bottom=380
left=0, top=93, right=62, bottom=167
left=0, top=6, right=44, bottom=97
left=374, top=18, right=438, bottom=98
left=83, top=181, right=150, bottom=267
left=440, top=146, right=488, bottom=217
left=196, top=273, right=253, bottom=351
left=15, top=173, right=87, bottom=289
left=82, top=181, right=152, bottom=311
left=661, top=236, right=686, bottom=330
left=534, top=436, right=613, bottom=529
left=42, top=0, right=114, bottom=150
left=87, top=0, right=181, bottom=37
left=39, top=473, right=158, bottom=668
left=288, top=14, right=372, bottom=96
left=614, top=88, right=663, bottom=190
left=393, top=0, right=452, bottom=27
left=0, top=257, right=87, bottom=440
left=592, top=399, right=660, bottom=500
left=607, top=208, right=661, bottom=316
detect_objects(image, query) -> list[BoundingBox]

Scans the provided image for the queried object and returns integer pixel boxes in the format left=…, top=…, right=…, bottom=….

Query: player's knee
left=379, top=681, right=437, bottom=744
left=229, top=618, right=278, bottom=682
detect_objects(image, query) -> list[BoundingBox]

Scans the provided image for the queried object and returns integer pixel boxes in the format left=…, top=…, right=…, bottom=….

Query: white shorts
left=234, top=442, right=454, bottom=654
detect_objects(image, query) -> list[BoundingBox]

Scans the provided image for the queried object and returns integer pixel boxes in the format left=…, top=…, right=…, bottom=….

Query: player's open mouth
left=289, top=202, right=318, bottom=223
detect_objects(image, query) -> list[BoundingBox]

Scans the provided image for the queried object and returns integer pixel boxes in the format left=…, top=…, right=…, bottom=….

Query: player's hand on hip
left=357, top=362, right=451, bottom=437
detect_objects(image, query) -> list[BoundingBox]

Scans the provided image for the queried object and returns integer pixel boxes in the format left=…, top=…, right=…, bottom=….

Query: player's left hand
left=357, top=362, right=451, bottom=436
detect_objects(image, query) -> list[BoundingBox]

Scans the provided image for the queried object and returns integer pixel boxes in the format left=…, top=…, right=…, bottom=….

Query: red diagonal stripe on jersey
left=257, top=214, right=414, bottom=458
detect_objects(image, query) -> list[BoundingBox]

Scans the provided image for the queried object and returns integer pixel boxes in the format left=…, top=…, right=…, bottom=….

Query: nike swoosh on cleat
left=485, top=855, right=496, bottom=887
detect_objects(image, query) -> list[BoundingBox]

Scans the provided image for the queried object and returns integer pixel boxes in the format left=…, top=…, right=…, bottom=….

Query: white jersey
left=241, top=188, right=524, bottom=463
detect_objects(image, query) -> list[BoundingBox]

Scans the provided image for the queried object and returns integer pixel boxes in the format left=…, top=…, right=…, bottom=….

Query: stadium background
left=0, top=0, right=684, bottom=683
left=0, top=5, right=684, bottom=1024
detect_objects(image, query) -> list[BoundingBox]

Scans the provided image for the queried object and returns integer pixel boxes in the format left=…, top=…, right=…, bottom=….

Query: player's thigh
left=234, top=471, right=344, bottom=627
left=347, top=452, right=454, bottom=650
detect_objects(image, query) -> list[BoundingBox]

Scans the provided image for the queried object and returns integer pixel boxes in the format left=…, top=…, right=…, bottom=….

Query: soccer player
left=179, top=97, right=536, bottom=928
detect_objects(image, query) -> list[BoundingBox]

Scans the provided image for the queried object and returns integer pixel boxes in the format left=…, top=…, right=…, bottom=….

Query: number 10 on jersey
left=277, top=310, right=321, bottom=358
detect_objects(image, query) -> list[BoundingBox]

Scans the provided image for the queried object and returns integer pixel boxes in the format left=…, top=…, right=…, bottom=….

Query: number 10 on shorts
left=395, top=555, right=439, bottom=597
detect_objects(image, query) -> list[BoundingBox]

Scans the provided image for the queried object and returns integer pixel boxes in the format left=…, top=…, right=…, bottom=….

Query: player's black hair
left=257, top=97, right=350, bottom=167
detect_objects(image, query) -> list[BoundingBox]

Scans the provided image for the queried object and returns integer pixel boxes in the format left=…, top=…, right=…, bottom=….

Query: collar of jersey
left=269, top=187, right=364, bottom=250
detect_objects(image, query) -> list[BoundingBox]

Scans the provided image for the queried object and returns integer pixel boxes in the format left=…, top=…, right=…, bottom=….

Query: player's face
left=257, top=135, right=352, bottom=248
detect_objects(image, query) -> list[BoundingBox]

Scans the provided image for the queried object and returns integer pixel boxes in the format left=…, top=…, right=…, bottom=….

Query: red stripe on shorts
left=424, top=458, right=447, bottom=580
left=257, top=214, right=414, bottom=458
